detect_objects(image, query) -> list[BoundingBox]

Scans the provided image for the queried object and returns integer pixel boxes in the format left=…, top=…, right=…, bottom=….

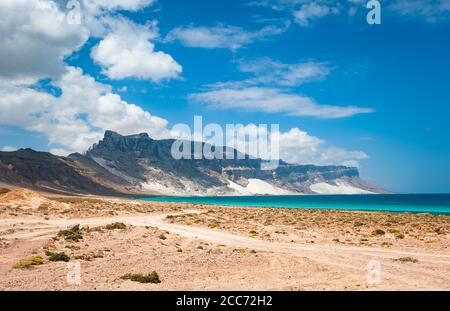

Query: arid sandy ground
left=0, top=189, right=449, bottom=291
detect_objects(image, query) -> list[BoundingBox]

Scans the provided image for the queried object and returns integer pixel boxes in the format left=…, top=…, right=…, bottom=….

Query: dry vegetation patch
left=164, top=205, right=450, bottom=248
left=13, top=256, right=44, bottom=269
left=121, top=272, right=161, bottom=284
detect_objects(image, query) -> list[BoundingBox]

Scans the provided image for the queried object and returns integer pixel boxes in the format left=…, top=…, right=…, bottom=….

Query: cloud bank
left=191, top=58, right=374, bottom=119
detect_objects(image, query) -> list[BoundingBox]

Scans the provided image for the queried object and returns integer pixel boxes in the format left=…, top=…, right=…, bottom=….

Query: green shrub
left=44, top=250, right=54, bottom=257
left=105, top=223, right=127, bottom=230
left=121, top=272, right=161, bottom=284
left=249, top=230, right=259, bottom=238
left=394, top=232, right=405, bottom=239
left=13, top=256, right=44, bottom=269
left=58, top=225, right=83, bottom=242
left=371, top=229, right=386, bottom=237
left=43, top=242, right=56, bottom=250
left=74, top=254, right=93, bottom=261
left=48, top=252, right=70, bottom=262
left=395, top=257, right=418, bottom=263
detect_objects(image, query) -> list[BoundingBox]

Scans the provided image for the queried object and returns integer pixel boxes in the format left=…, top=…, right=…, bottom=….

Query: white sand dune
left=228, top=179, right=292, bottom=195
left=310, top=181, right=374, bottom=195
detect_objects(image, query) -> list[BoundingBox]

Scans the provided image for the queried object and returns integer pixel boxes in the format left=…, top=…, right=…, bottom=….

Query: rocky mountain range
left=0, top=131, right=382, bottom=196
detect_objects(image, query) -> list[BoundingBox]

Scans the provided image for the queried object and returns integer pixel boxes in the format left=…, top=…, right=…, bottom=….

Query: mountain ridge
left=0, top=131, right=384, bottom=196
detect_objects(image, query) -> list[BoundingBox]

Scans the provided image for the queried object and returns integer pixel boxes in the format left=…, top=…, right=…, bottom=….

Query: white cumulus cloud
left=224, top=124, right=368, bottom=167
left=91, top=19, right=182, bottom=81
left=278, top=127, right=368, bottom=166
left=0, top=0, right=89, bottom=84
left=0, top=0, right=180, bottom=84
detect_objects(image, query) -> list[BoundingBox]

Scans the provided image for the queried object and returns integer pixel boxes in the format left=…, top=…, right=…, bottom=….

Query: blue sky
left=0, top=0, right=449, bottom=193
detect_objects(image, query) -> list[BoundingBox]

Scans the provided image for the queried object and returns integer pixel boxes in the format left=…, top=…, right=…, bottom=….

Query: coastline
left=140, top=194, right=450, bottom=216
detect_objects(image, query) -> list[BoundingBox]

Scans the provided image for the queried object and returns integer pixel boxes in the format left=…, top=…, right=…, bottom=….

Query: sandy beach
left=0, top=188, right=449, bottom=291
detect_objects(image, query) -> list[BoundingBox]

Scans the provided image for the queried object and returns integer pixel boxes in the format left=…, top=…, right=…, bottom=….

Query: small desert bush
left=121, top=272, right=161, bottom=284
left=394, top=232, right=405, bottom=239
left=58, top=225, right=83, bottom=242
left=232, top=248, right=247, bottom=253
left=249, top=231, right=259, bottom=238
left=371, top=229, right=386, bottom=237
left=43, top=242, right=56, bottom=250
left=105, top=223, right=127, bottom=230
left=48, top=252, right=70, bottom=262
left=395, top=257, right=419, bottom=263
left=74, top=254, right=93, bottom=261
left=13, top=256, right=44, bottom=269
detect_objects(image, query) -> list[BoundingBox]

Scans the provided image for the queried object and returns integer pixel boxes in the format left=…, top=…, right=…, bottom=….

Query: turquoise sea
left=140, top=194, right=450, bottom=215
